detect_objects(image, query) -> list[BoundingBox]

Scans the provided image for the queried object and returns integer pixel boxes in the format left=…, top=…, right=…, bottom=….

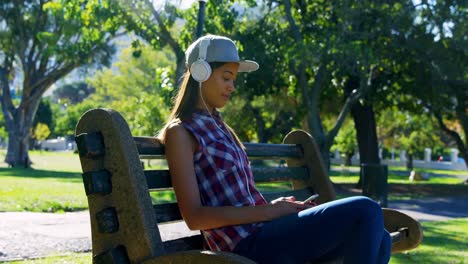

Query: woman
left=159, top=35, right=391, bottom=264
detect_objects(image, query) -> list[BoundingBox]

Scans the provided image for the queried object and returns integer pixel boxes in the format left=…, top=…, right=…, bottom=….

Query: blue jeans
left=233, top=196, right=391, bottom=264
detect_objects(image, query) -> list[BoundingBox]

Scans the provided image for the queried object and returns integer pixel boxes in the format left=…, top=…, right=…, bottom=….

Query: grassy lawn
left=9, top=218, right=468, bottom=264
left=8, top=253, right=91, bottom=264
left=0, top=150, right=87, bottom=212
left=330, top=167, right=468, bottom=200
left=329, top=167, right=467, bottom=185
left=390, top=218, right=468, bottom=263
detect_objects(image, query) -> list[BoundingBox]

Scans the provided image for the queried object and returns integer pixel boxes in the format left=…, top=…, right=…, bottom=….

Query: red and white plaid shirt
left=181, top=109, right=268, bottom=251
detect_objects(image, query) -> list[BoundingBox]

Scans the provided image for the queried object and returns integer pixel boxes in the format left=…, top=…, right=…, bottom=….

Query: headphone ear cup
left=190, top=60, right=212, bottom=82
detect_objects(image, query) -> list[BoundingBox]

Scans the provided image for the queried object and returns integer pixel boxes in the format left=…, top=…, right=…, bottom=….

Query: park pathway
left=1, top=196, right=467, bottom=262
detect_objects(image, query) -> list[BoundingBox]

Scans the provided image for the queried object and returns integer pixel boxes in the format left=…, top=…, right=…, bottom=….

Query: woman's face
left=197, top=62, right=239, bottom=111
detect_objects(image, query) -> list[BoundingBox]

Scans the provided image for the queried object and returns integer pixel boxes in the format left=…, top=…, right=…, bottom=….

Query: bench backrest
left=75, top=108, right=335, bottom=263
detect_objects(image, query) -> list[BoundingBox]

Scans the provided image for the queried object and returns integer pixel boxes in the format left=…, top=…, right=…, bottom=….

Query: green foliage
left=224, top=93, right=302, bottom=143
left=0, top=0, right=125, bottom=166
left=33, top=99, right=54, bottom=135
left=51, top=82, right=95, bottom=105
left=41, top=0, right=122, bottom=66
left=331, top=119, right=357, bottom=159
left=32, top=123, right=51, bottom=141
left=0, top=110, right=6, bottom=143
left=86, top=44, right=172, bottom=136
left=119, top=91, right=170, bottom=136
left=387, top=0, right=468, bottom=166
left=378, top=108, right=444, bottom=156
left=54, top=100, right=100, bottom=137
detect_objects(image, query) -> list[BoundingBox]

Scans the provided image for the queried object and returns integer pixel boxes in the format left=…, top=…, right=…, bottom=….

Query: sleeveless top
left=181, top=109, right=268, bottom=251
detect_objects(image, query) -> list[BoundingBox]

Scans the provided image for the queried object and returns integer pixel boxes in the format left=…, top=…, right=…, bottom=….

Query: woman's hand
left=268, top=196, right=315, bottom=219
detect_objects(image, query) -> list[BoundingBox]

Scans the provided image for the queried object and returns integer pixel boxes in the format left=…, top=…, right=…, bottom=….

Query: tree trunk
left=406, top=153, right=414, bottom=170
left=434, top=111, right=468, bottom=169
left=244, top=101, right=267, bottom=143
left=4, top=99, right=41, bottom=167
left=175, top=53, right=186, bottom=87
left=351, top=102, right=380, bottom=187
left=352, top=103, right=380, bottom=164
left=345, top=153, right=353, bottom=166
left=344, top=76, right=380, bottom=187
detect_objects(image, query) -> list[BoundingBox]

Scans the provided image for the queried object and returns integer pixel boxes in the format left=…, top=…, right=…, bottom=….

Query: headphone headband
left=198, top=39, right=210, bottom=61
left=190, top=39, right=212, bottom=82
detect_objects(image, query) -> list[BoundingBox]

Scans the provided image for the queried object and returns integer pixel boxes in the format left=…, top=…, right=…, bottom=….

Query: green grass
left=390, top=218, right=468, bottom=264
left=0, top=151, right=87, bottom=212
left=8, top=253, right=91, bottom=264
left=330, top=169, right=467, bottom=185
left=330, top=168, right=468, bottom=200
left=8, top=218, right=468, bottom=264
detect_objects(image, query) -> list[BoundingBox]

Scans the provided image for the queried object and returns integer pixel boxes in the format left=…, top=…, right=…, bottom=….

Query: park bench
left=75, top=108, right=422, bottom=263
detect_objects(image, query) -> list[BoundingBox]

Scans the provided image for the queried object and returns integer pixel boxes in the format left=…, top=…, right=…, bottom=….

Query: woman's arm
left=165, top=124, right=310, bottom=231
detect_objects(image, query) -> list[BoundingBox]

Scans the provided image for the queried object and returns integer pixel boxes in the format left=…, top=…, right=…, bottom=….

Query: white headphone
left=190, top=39, right=212, bottom=82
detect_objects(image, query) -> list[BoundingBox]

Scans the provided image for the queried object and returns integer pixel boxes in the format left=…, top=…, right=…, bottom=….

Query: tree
left=203, top=1, right=304, bottom=143
left=86, top=44, right=172, bottom=136
left=0, top=110, right=6, bottom=146
left=272, top=0, right=408, bottom=169
left=378, top=108, right=444, bottom=169
left=116, top=0, right=186, bottom=84
left=117, top=1, right=301, bottom=142
left=331, top=119, right=357, bottom=166
left=55, top=100, right=101, bottom=137
left=400, top=0, right=468, bottom=167
left=33, top=99, right=54, bottom=134
left=32, top=123, right=51, bottom=142
left=51, top=82, right=95, bottom=105
left=0, top=0, right=122, bottom=166
left=29, top=98, right=54, bottom=149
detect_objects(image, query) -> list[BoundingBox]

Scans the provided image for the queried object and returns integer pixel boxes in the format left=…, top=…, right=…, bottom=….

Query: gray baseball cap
left=185, top=35, right=259, bottom=72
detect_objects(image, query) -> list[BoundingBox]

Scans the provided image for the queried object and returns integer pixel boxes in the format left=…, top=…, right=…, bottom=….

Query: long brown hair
left=158, top=63, right=244, bottom=148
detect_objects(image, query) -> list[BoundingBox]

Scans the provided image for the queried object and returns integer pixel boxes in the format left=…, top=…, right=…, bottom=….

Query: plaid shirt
left=181, top=109, right=267, bottom=251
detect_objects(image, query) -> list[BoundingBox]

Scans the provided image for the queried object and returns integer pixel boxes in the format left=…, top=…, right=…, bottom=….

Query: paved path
left=1, top=196, right=467, bottom=262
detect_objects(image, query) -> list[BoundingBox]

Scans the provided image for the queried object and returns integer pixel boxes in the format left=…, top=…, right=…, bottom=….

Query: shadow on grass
left=391, top=219, right=467, bottom=263
left=0, top=167, right=81, bottom=181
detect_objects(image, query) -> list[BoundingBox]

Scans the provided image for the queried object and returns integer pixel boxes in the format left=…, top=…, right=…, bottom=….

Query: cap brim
left=238, top=60, right=259, bottom=72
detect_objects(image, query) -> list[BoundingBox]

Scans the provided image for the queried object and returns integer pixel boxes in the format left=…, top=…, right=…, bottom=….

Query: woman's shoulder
left=166, top=120, right=188, bottom=136
left=165, top=120, right=194, bottom=141
left=165, top=121, right=199, bottom=152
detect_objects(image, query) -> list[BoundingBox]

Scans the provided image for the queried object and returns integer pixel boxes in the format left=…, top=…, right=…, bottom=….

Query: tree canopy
left=0, top=0, right=124, bottom=166
left=1, top=0, right=465, bottom=170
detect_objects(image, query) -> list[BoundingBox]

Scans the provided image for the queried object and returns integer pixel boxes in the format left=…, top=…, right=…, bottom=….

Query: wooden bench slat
left=163, top=235, right=204, bottom=253
left=135, top=137, right=304, bottom=160
left=145, top=166, right=308, bottom=190
left=154, top=203, right=182, bottom=223
left=244, top=143, right=303, bottom=159
left=135, top=136, right=165, bottom=156
left=145, top=170, right=172, bottom=190
left=252, top=166, right=309, bottom=182
left=153, top=189, right=315, bottom=224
